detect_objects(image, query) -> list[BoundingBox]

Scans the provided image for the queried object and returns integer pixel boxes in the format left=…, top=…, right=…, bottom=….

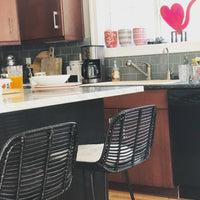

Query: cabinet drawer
left=104, top=90, right=168, bottom=109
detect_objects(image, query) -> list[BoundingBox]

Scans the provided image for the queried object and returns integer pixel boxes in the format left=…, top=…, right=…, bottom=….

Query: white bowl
left=30, top=75, right=70, bottom=86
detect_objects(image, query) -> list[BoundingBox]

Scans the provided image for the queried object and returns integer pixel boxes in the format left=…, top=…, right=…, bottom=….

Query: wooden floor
left=109, top=190, right=192, bottom=200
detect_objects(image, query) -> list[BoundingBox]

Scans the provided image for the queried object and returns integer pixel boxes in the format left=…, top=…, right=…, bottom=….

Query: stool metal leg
left=124, top=170, right=135, bottom=200
left=83, top=169, right=88, bottom=200
left=104, top=173, right=109, bottom=200
left=90, top=171, right=96, bottom=200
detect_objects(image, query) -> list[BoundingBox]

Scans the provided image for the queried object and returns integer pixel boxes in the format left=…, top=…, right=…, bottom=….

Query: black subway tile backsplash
left=1, top=40, right=200, bottom=81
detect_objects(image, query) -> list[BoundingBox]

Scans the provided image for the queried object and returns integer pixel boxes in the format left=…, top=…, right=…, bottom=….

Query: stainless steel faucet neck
left=163, top=47, right=171, bottom=80
left=126, top=60, right=151, bottom=80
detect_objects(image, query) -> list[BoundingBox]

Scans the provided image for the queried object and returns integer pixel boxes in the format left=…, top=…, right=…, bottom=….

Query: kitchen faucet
left=126, top=60, right=151, bottom=80
left=163, top=47, right=170, bottom=80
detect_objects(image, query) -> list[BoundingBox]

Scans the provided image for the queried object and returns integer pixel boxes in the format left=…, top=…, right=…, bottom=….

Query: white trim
left=88, top=0, right=107, bottom=45
left=88, top=0, right=98, bottom=44
left=82, top=0, right=90, bottom=38
left=104, top=42, right=200, bottom=58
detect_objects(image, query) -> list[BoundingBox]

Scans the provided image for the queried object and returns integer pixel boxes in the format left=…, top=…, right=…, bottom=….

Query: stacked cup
left=118, top=29, right=132, bottom=47
left=133, top=28, right=147, bottom=46
left=104, top=30, right=118, bottom=48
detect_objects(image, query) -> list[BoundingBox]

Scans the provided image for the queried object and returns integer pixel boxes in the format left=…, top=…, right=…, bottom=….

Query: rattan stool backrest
left=99, top=105, right=156, bottom=173
left=0, top=122, right=78, bottom=200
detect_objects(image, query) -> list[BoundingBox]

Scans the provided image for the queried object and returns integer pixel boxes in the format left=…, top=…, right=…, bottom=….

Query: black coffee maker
left=81, top=45, right=104, bottom=84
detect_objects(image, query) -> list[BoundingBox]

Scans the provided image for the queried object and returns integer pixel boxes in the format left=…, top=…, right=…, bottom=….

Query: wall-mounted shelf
left=104, top=42, right=200, bottom=58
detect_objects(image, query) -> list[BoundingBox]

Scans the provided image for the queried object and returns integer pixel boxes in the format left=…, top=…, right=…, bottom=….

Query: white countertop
left=0, top=85, right=144, bottom=114
left=81, top=80, right=180, bottom=86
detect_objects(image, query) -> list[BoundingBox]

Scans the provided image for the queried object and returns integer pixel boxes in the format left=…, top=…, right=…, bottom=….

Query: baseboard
left=109, top=181, right=178, bottom=198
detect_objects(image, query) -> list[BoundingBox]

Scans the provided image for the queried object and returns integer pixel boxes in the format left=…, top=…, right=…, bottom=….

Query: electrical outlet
left=26, top=57, right=31, bottom=65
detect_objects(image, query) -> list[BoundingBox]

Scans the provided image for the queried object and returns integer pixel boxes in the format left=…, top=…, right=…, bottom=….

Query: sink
left=82, top=80, right=180, bottom=86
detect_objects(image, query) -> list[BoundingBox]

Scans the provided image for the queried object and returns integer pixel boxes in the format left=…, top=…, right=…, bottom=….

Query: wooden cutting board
left=41, top=47, right=62, bottom=75
left=32, top=51, right=49, bottom=73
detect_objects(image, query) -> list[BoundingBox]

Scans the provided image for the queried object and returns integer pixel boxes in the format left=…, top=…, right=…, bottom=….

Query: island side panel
left=0, top=98, right=105, bottom=146
left=0, top=98, right=107, bottom=200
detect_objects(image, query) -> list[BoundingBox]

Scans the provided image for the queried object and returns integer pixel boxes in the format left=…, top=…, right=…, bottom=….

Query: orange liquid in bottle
left=8, top=76, right=23, bottom=89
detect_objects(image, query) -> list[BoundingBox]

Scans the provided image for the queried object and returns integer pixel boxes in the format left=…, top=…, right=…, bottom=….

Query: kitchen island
left=0, top=85, right=143, bottom=200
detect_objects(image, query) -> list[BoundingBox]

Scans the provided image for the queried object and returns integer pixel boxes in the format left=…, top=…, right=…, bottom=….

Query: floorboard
left=109, top=190, right=192, bottom=200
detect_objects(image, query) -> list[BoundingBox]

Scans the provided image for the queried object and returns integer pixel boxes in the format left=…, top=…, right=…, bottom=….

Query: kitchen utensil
left=104, top=30, right=118, bottom=48
left=133, top=28, right=147, bottom=46
left=7, top=65, right=23, bottom=89
left=191, top=65, right=200, bottom=84
left=118, top=29, right=132, bottom=47
left=30, top=75, right=70, bottom=86
left=31, top=82, right=81, bottom=91
left=41, top=47, right=62, bottom=75
left=66, top=60, right=83, bottom=82
left=82, top=61, right=99, bottom=79
left=178, top=64, right=189, bottom=83
left=32, top=51, right=49, bottom=74
left=5, top=55, right=17, bottom=66
left=81, top=45, right=104, bottom=84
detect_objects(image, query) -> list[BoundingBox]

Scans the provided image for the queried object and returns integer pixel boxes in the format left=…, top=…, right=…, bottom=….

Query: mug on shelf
left=133, top=28, right=147, bottom=46
left=118, top=29, right=132, bottom=47
left=104, top=30, right=118, bottom=48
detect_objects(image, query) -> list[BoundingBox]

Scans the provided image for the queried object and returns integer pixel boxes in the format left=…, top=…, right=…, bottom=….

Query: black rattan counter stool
left=0, top=122, right=78, bottom=200
left=76, top=105, right=157, bottom=200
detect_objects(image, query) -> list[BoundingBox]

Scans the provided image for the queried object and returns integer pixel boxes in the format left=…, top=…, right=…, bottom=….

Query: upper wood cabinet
left=17, top=0, right=85, bottom=42
left=0, top=0, right=21, bottom=45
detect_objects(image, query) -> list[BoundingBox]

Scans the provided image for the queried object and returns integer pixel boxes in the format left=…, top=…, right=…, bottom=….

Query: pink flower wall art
left=160, top=0, right=196, bottom=34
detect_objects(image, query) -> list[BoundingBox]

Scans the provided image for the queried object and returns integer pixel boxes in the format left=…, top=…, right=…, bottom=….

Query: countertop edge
left=0, top=86, right=144, bottom=114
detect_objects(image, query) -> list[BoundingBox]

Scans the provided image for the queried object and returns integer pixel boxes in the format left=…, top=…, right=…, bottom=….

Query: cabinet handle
left=53, top=11, right=59, bottom=29
left=9, top=17, right=13, bottom=33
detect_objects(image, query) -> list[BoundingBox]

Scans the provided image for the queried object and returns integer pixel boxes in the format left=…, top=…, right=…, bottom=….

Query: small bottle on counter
left=112, top=60, right=120, bottom=81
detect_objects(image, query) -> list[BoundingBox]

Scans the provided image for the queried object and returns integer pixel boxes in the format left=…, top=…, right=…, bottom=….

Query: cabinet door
left=17, top=0, right=84, bottom=42
left=62, top=0, right=85, bottom=40
left=104, top=108, right=119, bottom=131
left=109, top=110, right=174, bottom=188
left=0, top=0, right=20, bottom=45
left=17, top=0, right=63, bottom=41
left=105, top=90, right=174, bottom=189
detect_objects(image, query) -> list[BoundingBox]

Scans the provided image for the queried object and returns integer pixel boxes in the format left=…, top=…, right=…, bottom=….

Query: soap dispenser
left=112, top=60, right=120, bottom=81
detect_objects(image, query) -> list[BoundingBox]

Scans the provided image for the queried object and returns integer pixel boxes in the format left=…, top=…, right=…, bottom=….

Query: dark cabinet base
left=168, top=89, right=200, bottom=199
left=64, top=169, right=108, bottom=200
left=0, top=99, right=106, bottom=200
left=179, top=185, right=200, bottom=199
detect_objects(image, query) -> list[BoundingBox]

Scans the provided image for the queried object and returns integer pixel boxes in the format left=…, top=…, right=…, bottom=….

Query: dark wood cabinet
left=17, top=0, right=85, bottom=42
left=0, top=0, right=21, bottom=45
left=104, top=90, right=175, bottom=190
